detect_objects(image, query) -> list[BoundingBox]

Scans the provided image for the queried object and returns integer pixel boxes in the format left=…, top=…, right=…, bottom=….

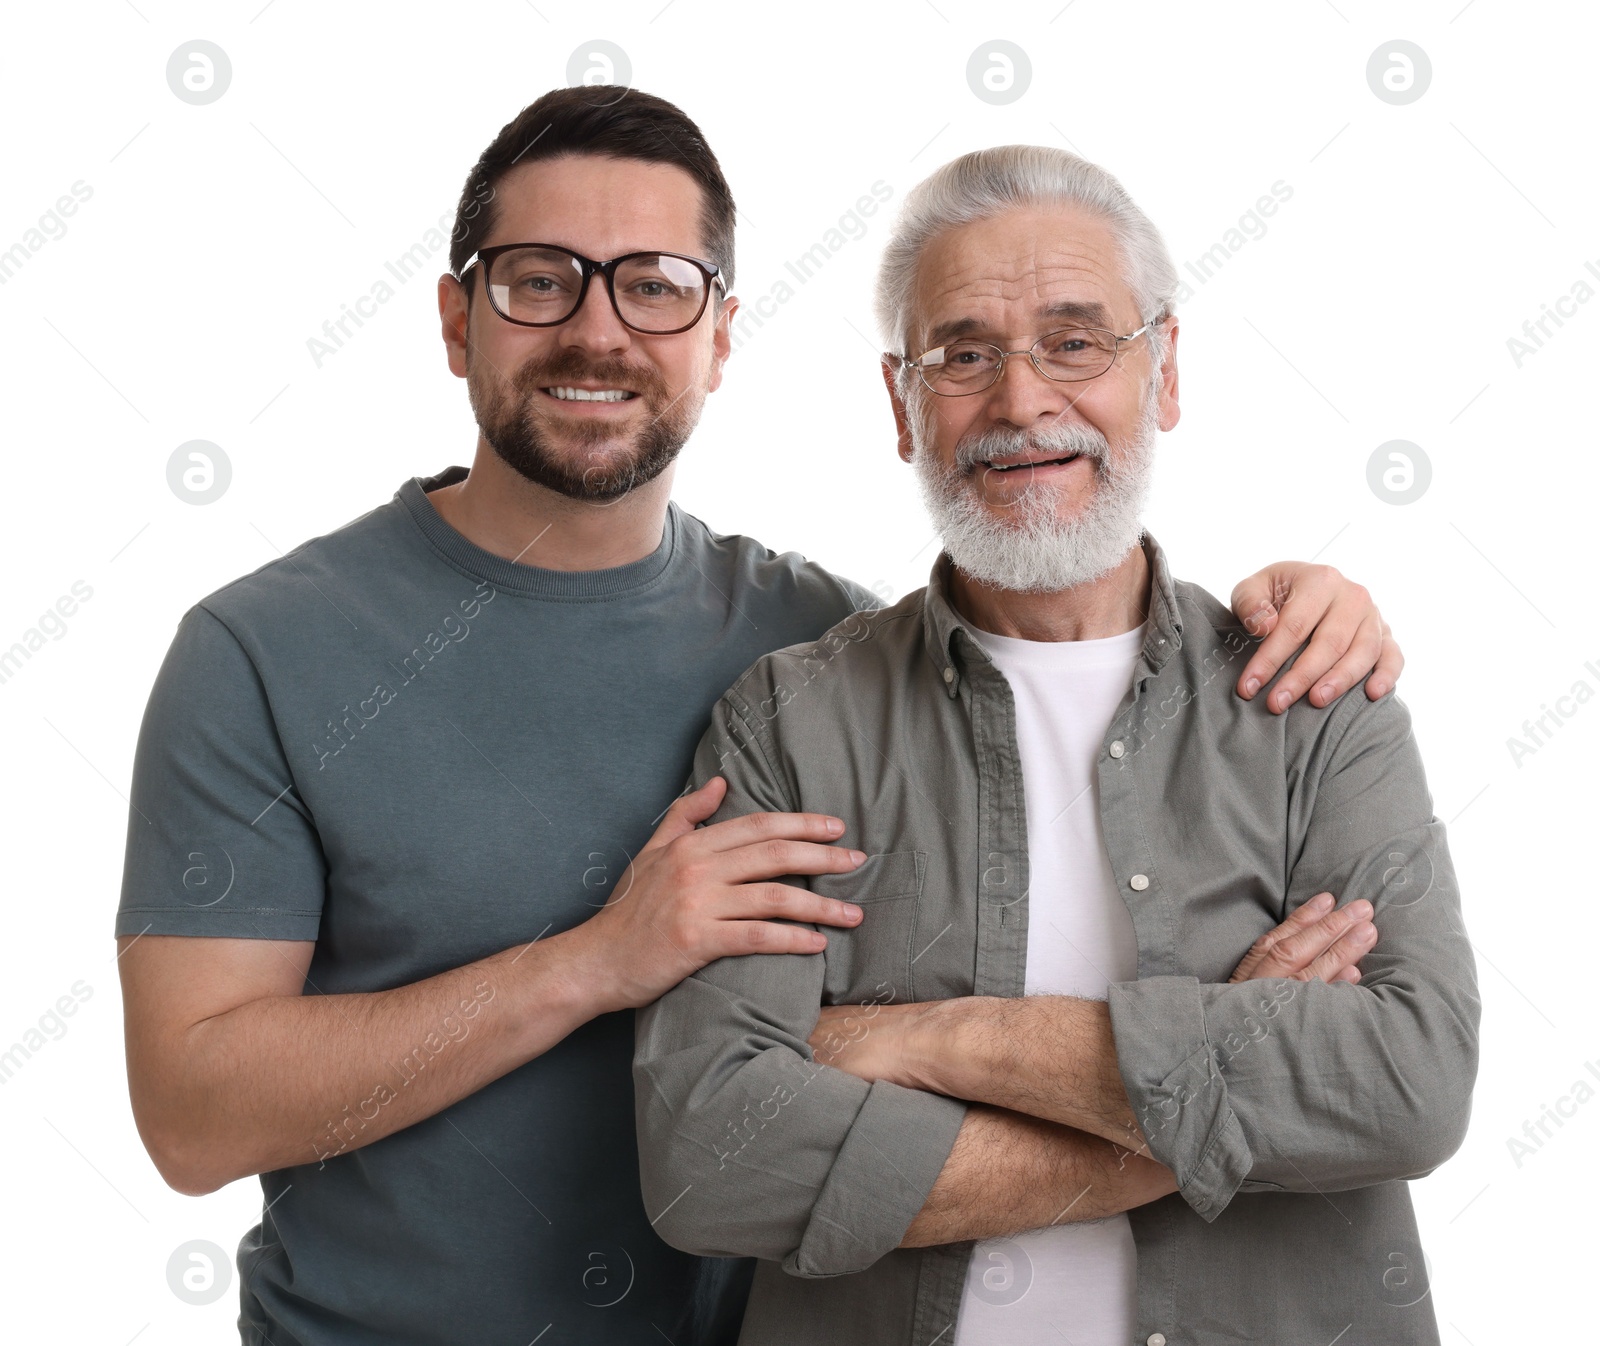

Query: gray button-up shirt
left=634, top=535, right=1478, bottom=1346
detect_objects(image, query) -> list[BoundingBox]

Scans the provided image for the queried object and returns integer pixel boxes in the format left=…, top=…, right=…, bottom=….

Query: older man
left=633, top=145, right=1478, bottom=1346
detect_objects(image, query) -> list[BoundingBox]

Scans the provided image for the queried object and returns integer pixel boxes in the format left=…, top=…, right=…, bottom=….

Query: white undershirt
left=952, top=621, right=1145, bottom=1346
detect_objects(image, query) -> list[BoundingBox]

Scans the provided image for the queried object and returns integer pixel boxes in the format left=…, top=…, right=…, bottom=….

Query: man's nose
left=983, top=351, right=1085, bottom=431
left=558, top=276, right=633, bottom=357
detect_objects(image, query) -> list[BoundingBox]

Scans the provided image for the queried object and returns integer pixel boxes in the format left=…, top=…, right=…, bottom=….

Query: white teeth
left=987, top=454, right=1079, bottom=471
left=545, top=386, right=634, bottom=402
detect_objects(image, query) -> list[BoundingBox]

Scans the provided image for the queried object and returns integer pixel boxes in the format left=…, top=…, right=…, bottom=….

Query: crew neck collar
left=397, top=466, right=679, bottom=599
left=968, top=619, right=1148, bottom=668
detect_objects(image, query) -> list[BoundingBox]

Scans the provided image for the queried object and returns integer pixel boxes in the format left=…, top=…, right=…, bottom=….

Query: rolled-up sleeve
left=633, top=690, right=968, bottom=1277
left=1109, top=691, right=1480, bottom=1221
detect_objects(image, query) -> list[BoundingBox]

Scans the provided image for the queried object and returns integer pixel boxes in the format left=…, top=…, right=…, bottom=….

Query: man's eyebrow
left=1041, top=298, right=1114, bottom=328
left=922, top=316, right=984, bottom=348
left=921, top=299, right=1117, bottom=350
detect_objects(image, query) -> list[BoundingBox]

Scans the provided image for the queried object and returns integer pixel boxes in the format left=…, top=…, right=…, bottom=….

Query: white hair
left=874, top=144, right=1180, bottom=381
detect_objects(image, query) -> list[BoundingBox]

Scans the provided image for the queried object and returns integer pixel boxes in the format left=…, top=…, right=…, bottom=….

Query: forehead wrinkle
left=914, top=235, right=1130, bottom=348
left=924, top=244, right=1109, bottom=299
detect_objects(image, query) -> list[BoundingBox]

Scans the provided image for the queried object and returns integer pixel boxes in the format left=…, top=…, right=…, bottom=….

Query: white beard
left=911, top=377, right=1161, bottom=594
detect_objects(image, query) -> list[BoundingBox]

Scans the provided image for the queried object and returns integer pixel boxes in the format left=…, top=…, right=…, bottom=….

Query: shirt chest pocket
left=811, top=850, right=926, bottom=1007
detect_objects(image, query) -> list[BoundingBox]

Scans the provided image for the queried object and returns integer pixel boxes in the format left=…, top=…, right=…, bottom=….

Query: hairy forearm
left=908, top=996, right=1146, bottom=1151
left=901, top=1104, right=1175, bottom=1247
left=142, top=929, right=607, bottom=1193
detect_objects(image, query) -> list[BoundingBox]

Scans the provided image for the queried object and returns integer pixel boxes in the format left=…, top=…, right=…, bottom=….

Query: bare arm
left=817, top=993, right=1144, bottom=1152
left=120, top=929, right=599, bottom=1194
left=900, top=1105, right=1175, bottom=1247
left=815, top=893, right=1378, bottom=1152
left=902, top=996, right=1144, bottom=1148
left=122, top=778, right=869, bottom=1195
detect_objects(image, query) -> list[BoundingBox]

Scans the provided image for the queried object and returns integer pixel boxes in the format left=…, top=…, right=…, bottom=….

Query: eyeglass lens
left=485, top=247, right=711, bottom=333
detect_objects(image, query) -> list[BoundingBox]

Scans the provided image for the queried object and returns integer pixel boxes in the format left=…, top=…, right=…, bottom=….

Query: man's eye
left=628, top=279, right=687, bottom=299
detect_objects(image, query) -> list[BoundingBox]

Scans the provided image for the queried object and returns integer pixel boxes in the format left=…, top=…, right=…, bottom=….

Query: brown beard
left=466, top=341, right=700, bottom=501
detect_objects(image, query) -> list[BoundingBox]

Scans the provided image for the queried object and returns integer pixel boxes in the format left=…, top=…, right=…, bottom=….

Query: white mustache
left=952, top=422, right=1110, bottom=473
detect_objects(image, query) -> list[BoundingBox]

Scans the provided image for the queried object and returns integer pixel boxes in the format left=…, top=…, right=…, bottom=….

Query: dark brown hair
left=448, top=86, right=737, bottom=295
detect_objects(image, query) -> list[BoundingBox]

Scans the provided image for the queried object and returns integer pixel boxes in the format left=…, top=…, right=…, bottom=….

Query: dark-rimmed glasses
left=901, top=324, right=1152, bottom=396
left=460, top=243, right=724, bottom=335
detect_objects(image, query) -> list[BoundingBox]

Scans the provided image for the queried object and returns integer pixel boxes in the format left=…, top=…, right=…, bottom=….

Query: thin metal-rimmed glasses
left=901, top=323, right=1152, bottom=396
left=460, top=243, right=725, bottom=335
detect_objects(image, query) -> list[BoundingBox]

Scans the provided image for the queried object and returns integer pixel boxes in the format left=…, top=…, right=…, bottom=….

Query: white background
left=1, top=2, right=1594, bottom=1342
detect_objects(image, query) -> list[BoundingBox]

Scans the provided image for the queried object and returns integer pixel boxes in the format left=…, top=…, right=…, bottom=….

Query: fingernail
left=825, top=818, right=844, bottom=835
left=1356, top=923, right=1377, bottom=943
left=1312, top=892, right=1335, bottom=911
left=1243, top=677, right=1260, bottom=697
left=844, top=903, right=864, bottom=921
left=1317, top=683, right=1335, bottom=702
left=849, top=850, right=867, bottom=864
left=1349, top=900, right=1373, bottom=919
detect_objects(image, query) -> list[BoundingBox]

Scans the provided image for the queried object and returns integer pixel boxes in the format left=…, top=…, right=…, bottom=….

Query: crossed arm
left=805, top=703, right=1478, bottom=1247
left=808, top=893, right=1380, bottom=1246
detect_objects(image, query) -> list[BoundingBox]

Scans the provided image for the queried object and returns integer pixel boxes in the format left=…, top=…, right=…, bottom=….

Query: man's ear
left=706, top=293, right=741, bottom=393
left=439, top=273, right=469, bottom=379
left=881, top=358, right=915, bottom=462
left=1156, top=317, right=1181, bottom=432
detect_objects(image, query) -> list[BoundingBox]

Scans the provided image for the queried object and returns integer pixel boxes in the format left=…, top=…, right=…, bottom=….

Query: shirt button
left=943, top=666, right=955, bottom=684
left=1130, top=874, right=1150, bottom=891
left=1147, top=1335, right=1167, bottom=1346
left=1109, top=740, right=1125, bottom=759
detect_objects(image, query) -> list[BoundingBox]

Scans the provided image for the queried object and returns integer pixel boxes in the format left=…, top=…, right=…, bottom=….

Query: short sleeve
left=115, top=605, right=327, bottom=941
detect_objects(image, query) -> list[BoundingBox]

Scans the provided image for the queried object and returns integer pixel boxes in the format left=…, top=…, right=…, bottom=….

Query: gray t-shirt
left=115, top=466, right=873, bottom=1346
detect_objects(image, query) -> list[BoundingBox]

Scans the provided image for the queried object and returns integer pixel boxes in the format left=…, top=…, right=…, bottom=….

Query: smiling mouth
left=543, top=386, right=638, bottom=402
left=983, top=452, right=1082, bottom=473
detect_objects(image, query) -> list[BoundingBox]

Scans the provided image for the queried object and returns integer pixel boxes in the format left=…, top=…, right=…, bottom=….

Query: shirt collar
left=920, top=532, right=1185, bottom=698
